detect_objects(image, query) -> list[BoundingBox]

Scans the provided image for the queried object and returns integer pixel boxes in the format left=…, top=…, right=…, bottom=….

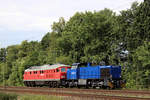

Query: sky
left=0, top=0, right=143, bottom=48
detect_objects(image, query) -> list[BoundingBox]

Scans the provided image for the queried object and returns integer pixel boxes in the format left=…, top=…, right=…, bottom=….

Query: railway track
left=0, top=86, right=150, bottom=100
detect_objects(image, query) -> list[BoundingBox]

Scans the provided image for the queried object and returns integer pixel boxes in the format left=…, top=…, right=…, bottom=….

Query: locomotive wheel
left=85, top=86, right=89, bottom=89
left=69, top=82, right=73, bottom=88
left=56, top=82, right=60, bottom=88
left=30, top=82, right=33, bottom=87
left=64, top=83, right=68, bottom=88
left=28, top=81, right=31, bottom=87
left=53, top=82, right=56, bottom=87
left=26, top=82, right=29, bottom=87
left=54, top=82, right=57, bottom=87
left=32, top=81, right=36, bottom=87
left=31, top=82, right=34, bottom=87
left=51, top=82, right=54, bottom=88
left=77, top=85, right=81, bottom=88
left=92, top=86, right=96, bottom=89
left=49, top=82, right=52, bottom=88
left=64, top=82, right=68, bottom=88
left=52, top=82, right=57, bottom=88
left=24, top=81, right=27, bottom=86
left=24, top=82, right=27, bottom=86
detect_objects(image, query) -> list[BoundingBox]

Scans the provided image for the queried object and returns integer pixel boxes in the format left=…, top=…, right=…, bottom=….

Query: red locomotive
left=23, top=64, right=71, bottom=87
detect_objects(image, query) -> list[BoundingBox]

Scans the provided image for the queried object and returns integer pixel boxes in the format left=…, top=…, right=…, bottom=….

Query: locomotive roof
left=25, top=64, right=70, bottom=72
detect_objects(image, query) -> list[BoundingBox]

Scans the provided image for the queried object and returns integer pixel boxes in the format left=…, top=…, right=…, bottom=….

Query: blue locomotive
left=66, top=63, right=125, bottom=89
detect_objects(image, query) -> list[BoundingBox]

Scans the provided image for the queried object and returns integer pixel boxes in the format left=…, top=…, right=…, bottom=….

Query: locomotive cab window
left=56, top=69, right=59, bottom=72
left=40, top=70, right=44, bottom=74
left=71, top=65, right=77, bottom=69
left=79, top=63, right=87, bottom=67
left=34, top=71, right=37, bottom=74
left=61, top=68, right=66, bottom=72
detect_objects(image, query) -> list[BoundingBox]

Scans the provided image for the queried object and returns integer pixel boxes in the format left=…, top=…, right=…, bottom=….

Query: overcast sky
left=0, top=0, right=143, bottom=48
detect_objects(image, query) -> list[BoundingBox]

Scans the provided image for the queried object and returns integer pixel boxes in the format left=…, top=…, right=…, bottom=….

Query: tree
left=133, top=42, right=150, bottom=88
left=115, top=1, right=150, bottom=89
left=41, top=32, right=51, bottom=49
left=58, top=9, right=116, bottom=64
left=0, top=48, right=6, bottom=62
left=51, top=17, right=66, bottom=36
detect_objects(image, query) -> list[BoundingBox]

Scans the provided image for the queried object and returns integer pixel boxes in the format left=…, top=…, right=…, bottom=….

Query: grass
left=18, top=94, right=62, bottom=100
left=0, top=92, right=17, bottom=100
left=0, top=92, right=62, bottom=100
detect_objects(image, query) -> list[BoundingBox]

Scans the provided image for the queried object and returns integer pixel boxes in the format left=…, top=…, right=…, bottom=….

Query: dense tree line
left=0, top=1, right=150, bottom=89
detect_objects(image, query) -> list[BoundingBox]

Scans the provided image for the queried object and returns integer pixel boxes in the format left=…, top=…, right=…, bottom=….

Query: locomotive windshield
left=61, top=68, right=66, bottom=72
